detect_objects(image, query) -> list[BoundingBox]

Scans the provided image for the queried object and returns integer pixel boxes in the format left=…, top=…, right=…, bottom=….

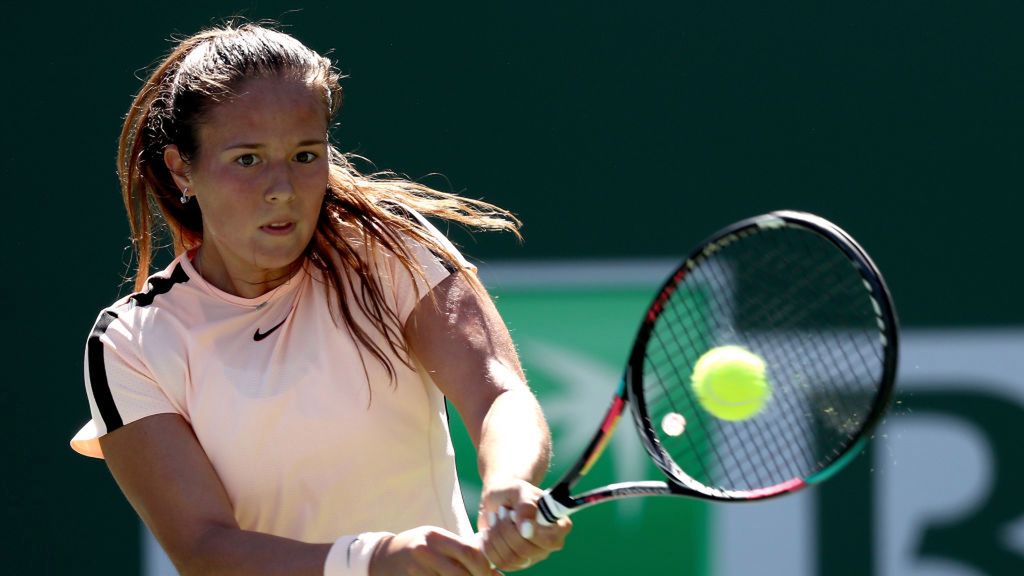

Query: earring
left=180, top=187, right=191, bottom=204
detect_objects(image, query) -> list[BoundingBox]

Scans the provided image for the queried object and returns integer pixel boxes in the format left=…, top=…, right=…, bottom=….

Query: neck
left=193, top=248, right=300, bottom=299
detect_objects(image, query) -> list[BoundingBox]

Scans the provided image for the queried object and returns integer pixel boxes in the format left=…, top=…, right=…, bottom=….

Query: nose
left=265, top=162, right=296, bottom=203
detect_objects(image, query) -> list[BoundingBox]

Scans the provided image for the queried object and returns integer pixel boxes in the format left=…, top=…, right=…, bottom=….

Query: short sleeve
left=70, top=309, right=182, bottom=459
left=384, top=206, right=477, bottom=323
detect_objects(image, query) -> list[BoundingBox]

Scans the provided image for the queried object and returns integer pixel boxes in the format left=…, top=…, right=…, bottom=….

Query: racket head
left=627, top=211, right=898, bottom=501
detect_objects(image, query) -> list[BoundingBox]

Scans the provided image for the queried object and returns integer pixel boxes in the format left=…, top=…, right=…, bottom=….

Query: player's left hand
left=477, top=478, right=572, bottom=571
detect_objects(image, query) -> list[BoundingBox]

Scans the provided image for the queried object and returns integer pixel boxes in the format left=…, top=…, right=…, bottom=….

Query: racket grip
left=535, top=490, right=570, bottom=526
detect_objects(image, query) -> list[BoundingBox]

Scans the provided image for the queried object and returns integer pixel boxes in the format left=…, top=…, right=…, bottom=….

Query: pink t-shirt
left=71, top=220, right=475, bottom=543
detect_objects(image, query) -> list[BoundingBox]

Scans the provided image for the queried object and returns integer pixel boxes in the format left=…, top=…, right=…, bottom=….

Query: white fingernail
left=510, top=510, right=518, bottom=523
left=487, top=511, right=497, bottom=526
left=519, top=520, right=534, bottom=539
left=498, top=507, right=508, bottom=520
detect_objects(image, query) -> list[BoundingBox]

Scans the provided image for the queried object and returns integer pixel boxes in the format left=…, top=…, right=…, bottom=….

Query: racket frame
left=538, top=211, right=899, bottom=525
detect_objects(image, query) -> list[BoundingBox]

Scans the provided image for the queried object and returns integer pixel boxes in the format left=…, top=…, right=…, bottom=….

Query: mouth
left=260, top=221, right=296, bottom=235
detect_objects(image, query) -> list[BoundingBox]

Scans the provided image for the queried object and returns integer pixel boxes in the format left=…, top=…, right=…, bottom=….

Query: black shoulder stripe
left=436, top=255, right=458, bottom=274
left=89, top=262, right=189, bottom=432
left=88, top=311, right=123, bottom=432
left=130, top=263, right=189, bottom=307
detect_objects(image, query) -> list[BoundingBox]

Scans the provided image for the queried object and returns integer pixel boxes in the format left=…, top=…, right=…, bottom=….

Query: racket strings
left=651, top=302, right=816, bottom=489
left=639, top=225, right=887, bottom=493
left=648, top=297, right=809, bottom=490
left=645, top=328, right=742, bottom=487
left=733, top=236, right=880, bottom=443
left=649, top=295, right=810, bottom=489
left=741, top=322, right=855, bottom=478
left=651, top=241, right=831, bottom=485
left=736, top=232, right=881, bottom=477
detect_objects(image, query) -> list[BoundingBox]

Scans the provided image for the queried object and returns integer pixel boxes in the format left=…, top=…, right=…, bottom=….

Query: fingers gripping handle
left=536, top=490, right=571, bottom=526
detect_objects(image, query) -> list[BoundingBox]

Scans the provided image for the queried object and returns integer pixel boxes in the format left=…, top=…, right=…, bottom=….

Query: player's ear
left=163, top=145, right=191, bottom=192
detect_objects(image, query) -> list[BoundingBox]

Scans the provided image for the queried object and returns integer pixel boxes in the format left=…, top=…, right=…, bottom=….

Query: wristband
left=324, top=532, right=393, bottom=576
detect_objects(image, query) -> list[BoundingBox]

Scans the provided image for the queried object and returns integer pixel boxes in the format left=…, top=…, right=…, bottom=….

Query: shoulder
left=325, top=203, right=462, bottom=269
left=89, top=258, right=195, bottom=345
left=377, top=199, right=433, bottom=228
left=377, top=201, right=475, bottom=274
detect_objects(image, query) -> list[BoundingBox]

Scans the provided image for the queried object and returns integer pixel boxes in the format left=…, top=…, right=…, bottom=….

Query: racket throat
left=557, top=377, right=630, bottom=490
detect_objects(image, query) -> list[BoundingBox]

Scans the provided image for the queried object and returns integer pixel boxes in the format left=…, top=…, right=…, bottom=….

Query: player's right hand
left=369, top=526, right=501, bottom=576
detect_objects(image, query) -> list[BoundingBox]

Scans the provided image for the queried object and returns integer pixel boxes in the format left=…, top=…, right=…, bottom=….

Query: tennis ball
left=691, top=346, right=770, bottom=421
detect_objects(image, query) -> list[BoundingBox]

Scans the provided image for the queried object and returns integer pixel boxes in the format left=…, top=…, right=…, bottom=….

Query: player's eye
left=235, top=154, right=260, bottom=167
left=295, top=151, right=318, bottom=164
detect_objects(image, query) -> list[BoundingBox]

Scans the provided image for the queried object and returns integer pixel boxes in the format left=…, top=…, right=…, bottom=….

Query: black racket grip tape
left=536, top=491, right=565, bottom=526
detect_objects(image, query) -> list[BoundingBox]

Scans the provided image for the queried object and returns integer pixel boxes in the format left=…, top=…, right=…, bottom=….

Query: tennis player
left=70, top=22, right=570, bottom=575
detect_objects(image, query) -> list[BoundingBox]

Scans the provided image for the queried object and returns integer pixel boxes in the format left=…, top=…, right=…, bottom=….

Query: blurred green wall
left=4, top=1, right=1022, bottom=573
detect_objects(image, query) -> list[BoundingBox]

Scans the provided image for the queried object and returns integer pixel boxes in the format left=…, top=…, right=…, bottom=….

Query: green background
left=4, top=1, right=1022, bottom=573
left=449, top=288, right=708, bottom=576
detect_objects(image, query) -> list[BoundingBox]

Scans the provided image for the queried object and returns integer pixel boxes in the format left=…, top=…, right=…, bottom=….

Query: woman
left=70, top=22, right=570, bottom=575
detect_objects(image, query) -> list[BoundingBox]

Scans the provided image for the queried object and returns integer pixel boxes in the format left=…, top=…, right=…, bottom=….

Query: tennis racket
left=536, top=210, right=898, bottom=525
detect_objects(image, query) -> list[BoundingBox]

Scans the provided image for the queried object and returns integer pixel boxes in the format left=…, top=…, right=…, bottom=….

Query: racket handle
left=536, top=490, right=571, bottom=526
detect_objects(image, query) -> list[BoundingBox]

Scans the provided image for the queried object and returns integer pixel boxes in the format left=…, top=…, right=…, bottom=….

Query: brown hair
left=118, top=22, right=520, bottom=380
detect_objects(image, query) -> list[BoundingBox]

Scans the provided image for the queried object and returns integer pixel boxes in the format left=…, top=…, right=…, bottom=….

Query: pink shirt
left=71, top=222, right=475, bottom=542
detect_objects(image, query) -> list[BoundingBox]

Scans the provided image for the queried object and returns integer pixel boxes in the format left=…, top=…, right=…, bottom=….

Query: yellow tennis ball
left=691, top=346, right=770, bottom=421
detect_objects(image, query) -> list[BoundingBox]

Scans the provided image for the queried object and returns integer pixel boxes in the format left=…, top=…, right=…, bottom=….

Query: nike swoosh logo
left=253, top=317, right=288, bottom=341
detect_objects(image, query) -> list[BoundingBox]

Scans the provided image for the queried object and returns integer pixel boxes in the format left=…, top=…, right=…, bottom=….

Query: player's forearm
left=476, top=387, right=552, bottom=487
left=176, top=525, right=332, bottom=576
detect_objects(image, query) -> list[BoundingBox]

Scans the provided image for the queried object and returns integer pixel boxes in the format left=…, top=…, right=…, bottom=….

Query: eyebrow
left=223, top=138, right=327, bottom=151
